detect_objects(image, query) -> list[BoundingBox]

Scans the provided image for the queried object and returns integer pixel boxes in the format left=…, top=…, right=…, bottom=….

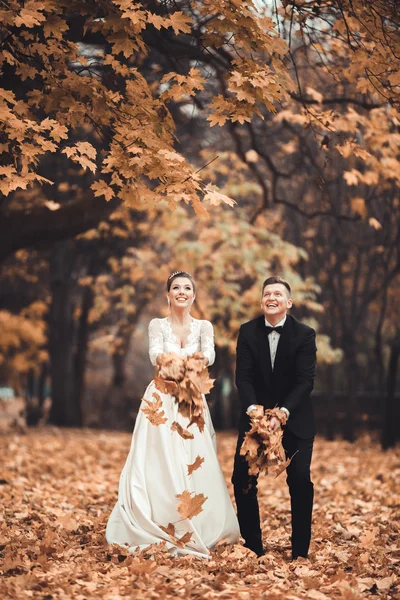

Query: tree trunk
left=381, top=332, right=400, bottom=450
left=48, top=242, right=81, bottom=426
left=325, top=365, right=336, bottom=441
left=73, top=285, right=94, bottom=426
left=343, top=336, right=358, bottom=442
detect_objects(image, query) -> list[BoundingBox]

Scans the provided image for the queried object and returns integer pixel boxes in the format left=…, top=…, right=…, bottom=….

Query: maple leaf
left=127, top=556, right=158, bottom=575
left=187, top=456, right=204, bottom=475
left=176, top=490, right=207, bottom=519
left=159, top=522, right=194, bottom=548
left=203, top=185, right=236, bottom=208
left=75, top=142, right=97, bottom=160
left=190, top=369, right=215, bottom=395
left=192, top=198, right=209, bottom=218
left=91, top=181, right=115, bottom=202
left=146, top=12, right=170, bottom=30
left=188, top=414, right=205, bottom=433
left=141, top=392, right=168, bottom=427
left=170, top=421, right=194, bottom=440
left=207, top=113, right=229, bottom=127
left=76, top=155, right=97, bottom=173
left=154, top=376, right=178, bottom=396
left=14, top=2, right=46, bottom=28
left=240, top=407, right=288, bottom=477
left=168, top=12, right=192, bottom=35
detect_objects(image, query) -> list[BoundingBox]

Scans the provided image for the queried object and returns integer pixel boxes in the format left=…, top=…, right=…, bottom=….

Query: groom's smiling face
left=261, top=283, right=292, bottom=322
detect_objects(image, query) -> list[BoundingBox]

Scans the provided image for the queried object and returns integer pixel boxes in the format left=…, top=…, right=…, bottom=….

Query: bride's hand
left=192, top=351, right=209, bottom=367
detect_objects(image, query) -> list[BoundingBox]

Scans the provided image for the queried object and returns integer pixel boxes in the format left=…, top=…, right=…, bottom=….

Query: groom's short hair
left=262, top=276, right=291, bottom=296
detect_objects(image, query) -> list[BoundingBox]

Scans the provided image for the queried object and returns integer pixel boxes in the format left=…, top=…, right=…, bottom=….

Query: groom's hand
left=270, top=416, right=281, bottom=431
left=246, top=404, right=264, bottom=418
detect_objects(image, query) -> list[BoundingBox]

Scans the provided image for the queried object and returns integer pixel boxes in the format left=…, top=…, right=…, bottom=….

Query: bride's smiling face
left=167, top=277, right=195, bottom=310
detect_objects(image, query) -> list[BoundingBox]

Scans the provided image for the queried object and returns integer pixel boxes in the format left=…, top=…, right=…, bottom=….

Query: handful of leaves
left=154, top=352, right=215, bottom=432
left=240, top=406, right=290, bottom=478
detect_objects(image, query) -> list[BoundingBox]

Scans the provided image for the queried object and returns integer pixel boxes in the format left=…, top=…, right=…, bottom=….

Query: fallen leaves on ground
left=240, top=406, right=290, bottom=477
left=0, top=429, right=399, bottom=599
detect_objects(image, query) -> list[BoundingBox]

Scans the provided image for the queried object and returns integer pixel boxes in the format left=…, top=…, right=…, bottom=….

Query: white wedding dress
left=106, top=317, right=240, bottom=557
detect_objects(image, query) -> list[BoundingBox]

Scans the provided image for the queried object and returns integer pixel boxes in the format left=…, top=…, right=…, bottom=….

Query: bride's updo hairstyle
left=167, top=271, right=196, bottom=292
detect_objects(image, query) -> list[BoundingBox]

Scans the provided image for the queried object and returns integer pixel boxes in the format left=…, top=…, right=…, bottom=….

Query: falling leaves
left=159, top=523, right=194, bottom=548
left=170, top=421, right=194, bottom=440
left=240, top=407, right=290, bottom=477
left=141, top=392, right=168, bottom=427
left=154, top=352, right=214, bottom=431
left=176, top=490, right=208, bottom=520
left=187, top=455, right=204, bottom=475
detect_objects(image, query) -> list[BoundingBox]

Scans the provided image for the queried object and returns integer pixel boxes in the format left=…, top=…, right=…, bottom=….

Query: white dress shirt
left=247, top=315, right=290, bottom=419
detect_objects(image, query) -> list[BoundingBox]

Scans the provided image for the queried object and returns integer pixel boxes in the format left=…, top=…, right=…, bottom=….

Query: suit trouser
left=232, top=426, right=314, bottom=558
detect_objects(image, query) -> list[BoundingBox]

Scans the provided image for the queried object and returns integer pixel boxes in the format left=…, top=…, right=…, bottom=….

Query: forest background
left=0, top=0, right=399, bottom=448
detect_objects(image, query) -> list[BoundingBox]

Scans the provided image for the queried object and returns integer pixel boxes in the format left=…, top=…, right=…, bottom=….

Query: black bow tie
left=265, top=325, right=283, bottom=335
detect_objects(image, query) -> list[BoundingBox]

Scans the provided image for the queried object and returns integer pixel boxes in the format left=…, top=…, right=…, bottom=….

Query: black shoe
left=292, top=553, right=308, bottom=561
left=244, top=542, right=265, bottom=557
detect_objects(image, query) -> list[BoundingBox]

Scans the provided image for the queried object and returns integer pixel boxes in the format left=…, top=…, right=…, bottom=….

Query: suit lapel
left=273, top=315, right=293, bottom=377
left=255, top=316, right=272, bottom=386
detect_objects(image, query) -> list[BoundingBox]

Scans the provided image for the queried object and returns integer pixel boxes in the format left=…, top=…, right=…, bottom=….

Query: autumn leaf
left=176, top=490, right=207, bottom=519
left=168, top=12, right=192, bottom=35
left=159, top=522, right=194, bottom=548
left=170, top=421, right=194, bottom=440
left=203, top=185, right=236, bottom=208
left=127, top=556, right=158, bottom=575
left=187, top=414, right=205, bottom=433
left=187, top=455, right=204, bottom=475
left=91, top=181, right=115, bottom=202
left=240, top=407, right=288, bottom=477
left=141, top=392, right=168, bottom=427
left=190, top=370, right=215, bottom=395
left=154, top=376, right=177, bottom=396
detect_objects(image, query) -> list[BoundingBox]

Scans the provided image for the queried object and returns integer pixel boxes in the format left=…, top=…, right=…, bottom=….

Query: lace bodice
left=148, top=317, right=215, bottom=366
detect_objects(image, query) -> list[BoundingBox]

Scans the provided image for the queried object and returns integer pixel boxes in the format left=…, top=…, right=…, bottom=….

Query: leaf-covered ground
left=1, top=429, right=399, bottom=599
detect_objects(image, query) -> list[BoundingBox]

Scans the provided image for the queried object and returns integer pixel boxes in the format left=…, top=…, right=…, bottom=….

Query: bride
left=106, top=271, right=240, bottom=557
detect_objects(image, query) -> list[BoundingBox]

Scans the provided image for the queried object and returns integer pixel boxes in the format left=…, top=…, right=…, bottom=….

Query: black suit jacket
left=235, top=314, right=317, bottom=439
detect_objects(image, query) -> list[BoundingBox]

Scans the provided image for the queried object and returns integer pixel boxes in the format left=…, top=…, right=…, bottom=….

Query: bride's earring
left=167, top=297, right=171, bottom=309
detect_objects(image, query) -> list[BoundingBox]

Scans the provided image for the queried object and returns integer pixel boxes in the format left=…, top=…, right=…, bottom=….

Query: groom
left=232, top=276, right=317, bottom=560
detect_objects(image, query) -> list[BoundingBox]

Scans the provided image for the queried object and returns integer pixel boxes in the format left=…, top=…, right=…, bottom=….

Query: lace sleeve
left=148, top=318, right=164, bottom=366
left=200, top=320, right=215, bottom=366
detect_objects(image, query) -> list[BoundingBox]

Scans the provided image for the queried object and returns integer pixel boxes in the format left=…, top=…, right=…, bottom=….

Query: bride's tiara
left=168, top=270, right=192, bottom=280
